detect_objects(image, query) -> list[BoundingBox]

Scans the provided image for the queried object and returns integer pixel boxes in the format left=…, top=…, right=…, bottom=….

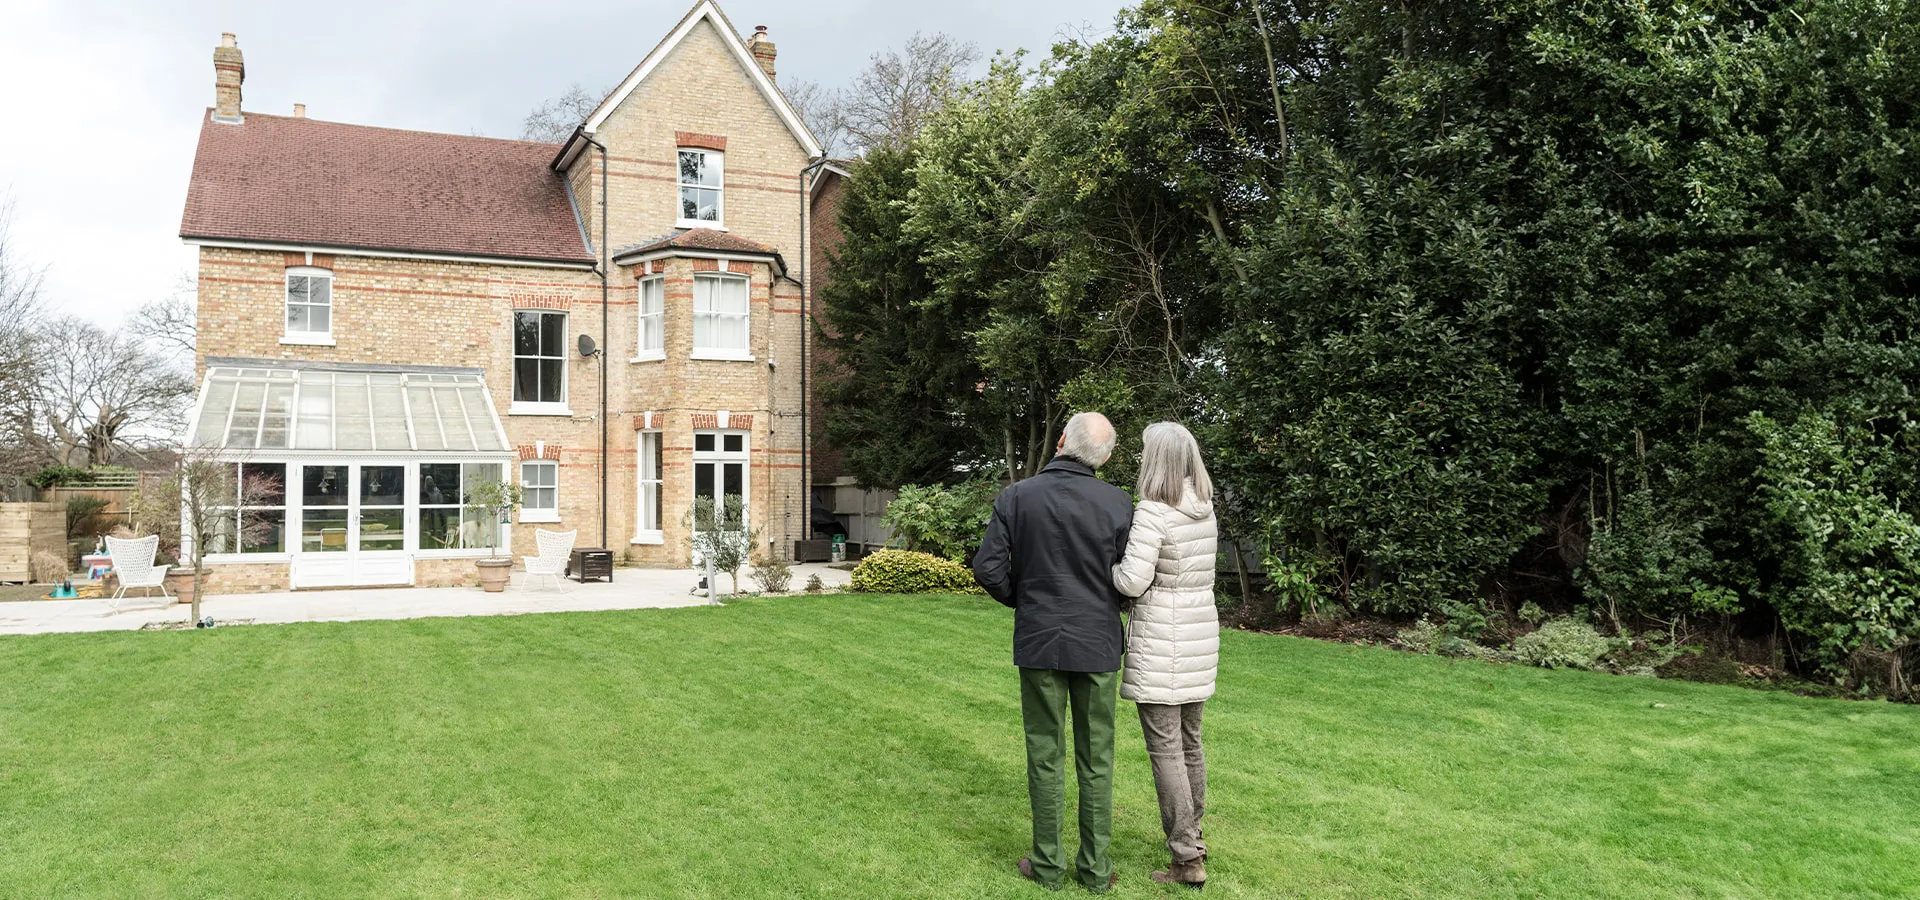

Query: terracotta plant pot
left=164, top=570, right=197, bottom=606
left=475, top=558, right=513, bottom=592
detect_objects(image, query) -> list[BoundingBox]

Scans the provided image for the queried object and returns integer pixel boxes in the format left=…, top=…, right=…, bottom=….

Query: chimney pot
left=293, top=103, right=306, bottom=118
left=747, top=26, right=776, bottom=82
left=212, top=32, right=245, bottom=123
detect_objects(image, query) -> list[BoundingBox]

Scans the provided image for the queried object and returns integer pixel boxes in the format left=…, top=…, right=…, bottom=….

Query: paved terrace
left=0, top=564, right=853, bottom=636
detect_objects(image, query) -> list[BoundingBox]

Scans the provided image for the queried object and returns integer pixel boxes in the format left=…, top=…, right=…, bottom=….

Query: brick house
left=177, top=1, right=825, bottom=591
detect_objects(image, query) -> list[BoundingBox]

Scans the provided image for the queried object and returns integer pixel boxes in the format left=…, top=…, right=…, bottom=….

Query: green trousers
left=1019, top=667, right=1118, bottom=892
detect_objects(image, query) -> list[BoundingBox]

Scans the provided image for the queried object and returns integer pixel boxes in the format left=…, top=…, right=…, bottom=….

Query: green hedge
left=849, top=549, right=983, bottom=595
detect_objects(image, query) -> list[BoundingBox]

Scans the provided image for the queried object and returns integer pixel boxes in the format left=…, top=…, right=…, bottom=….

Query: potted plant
left=464, top=476, right=522, bottom=592
left=687, top=495, right=757, bottom=600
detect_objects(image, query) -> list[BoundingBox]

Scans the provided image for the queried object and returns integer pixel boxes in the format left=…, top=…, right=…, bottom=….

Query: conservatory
left=183, top=358, right=517, bottom=588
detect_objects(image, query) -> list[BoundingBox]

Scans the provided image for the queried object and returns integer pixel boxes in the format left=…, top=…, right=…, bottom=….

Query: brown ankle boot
left=1151, top=857, right=1207, bottom=888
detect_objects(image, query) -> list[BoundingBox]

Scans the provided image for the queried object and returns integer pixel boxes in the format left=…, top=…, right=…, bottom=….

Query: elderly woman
left=1113, top=421, right=1218, bottom=889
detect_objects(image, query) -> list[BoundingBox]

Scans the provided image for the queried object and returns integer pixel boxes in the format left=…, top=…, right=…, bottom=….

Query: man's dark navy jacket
left=971, top=455, right=1135, bottom=672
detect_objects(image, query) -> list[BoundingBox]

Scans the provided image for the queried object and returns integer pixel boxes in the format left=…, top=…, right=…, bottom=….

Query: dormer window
left=677, top=148, right=723, bottom=228
left=283, top=266, right=333, bottom=345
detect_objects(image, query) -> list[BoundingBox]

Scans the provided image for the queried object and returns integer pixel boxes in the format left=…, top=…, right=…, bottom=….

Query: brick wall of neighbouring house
left=807, top=168, right=848, bottom=487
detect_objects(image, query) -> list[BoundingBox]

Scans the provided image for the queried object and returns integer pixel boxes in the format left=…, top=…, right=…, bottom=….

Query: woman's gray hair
left=1059, top=412, right=1117, bottom=468
left=1137, top=421, right=1213, bottom=506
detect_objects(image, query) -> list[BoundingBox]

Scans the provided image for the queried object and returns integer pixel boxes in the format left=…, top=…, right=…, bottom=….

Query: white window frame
left=510, top=309, right=571, bottom=415
left=415, top=460, right=512, bottom=557
left=202, top=461, right=291, bottom=561
left=633, top=431, right=664, bottom=544
left=282, top=266, right=335, bottom=346
left=520, top=459, right=559, bottom=523
left=633, top=276, right=665, bottom=362
left=691, top=428, right=750, bottom=533
left=675, top=148, right=725, bottom=230
left=691, top=273, right=752, bottom=361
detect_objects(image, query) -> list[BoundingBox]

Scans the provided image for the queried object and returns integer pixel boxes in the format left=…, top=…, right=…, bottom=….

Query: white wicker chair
left=522, top=528, right=576, bottom=592
left=105, top=534, right=170, bottom=611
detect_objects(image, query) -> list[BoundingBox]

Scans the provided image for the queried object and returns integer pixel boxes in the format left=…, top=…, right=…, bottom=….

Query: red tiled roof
left=613, top=228, right=781, bottom=259
left=180, top=110, right=593, bottom=264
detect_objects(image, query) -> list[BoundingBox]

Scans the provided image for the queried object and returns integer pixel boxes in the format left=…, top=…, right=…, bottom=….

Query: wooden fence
left=0, top=502, right=67, bottom=583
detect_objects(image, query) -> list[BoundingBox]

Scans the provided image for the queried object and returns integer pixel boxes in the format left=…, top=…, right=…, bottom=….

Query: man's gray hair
left=1136, top=421, right=1213, bottom=506
left=1059, top=412, right=1117, bottom=468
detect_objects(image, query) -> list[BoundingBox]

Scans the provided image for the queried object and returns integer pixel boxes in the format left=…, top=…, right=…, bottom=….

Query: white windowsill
left=280, top=334, right=335, bottom=346
left=519, top=510, right=560, bottom=524
left=690, top=350, right=755, bottom=362
left=509, top=402, right=573, bottom=417
left=630, top=530, right=665, bottom=545
left=630, top=350, right=666, bottom=363
left=675, top=220, right=726, bottom=231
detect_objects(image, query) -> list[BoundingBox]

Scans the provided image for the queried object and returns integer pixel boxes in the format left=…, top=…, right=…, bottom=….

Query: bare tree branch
left=129, top=273, right=197, bottom=359
left=784, top=77, right=849, bottom=158
left=842, top=32, right=981, bottom=153
left=520, top=84, right=606, bottom=143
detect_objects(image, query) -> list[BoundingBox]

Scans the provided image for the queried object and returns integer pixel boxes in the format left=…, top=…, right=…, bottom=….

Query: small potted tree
left=465, top=476, right=521, bottom=592
left=687, top=494, right=757, bottom=600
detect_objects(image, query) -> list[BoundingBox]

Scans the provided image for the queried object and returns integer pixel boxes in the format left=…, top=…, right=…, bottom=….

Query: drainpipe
left=797, top=156, right=830, bottom=548
left=582, top=133, right=611, bottom=550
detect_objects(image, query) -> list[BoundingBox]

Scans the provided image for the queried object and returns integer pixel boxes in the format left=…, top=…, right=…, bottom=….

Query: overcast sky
left=0, top=0, right=1131, bottom=323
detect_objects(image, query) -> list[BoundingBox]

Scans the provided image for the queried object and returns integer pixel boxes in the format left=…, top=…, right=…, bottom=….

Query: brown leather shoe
left=1017, top=858, right=1059, bottom=890
left=1151, top=857, right=1207, bottom=888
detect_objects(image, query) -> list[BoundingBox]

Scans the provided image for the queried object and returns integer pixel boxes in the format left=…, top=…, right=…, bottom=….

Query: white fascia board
left=809, top=163, right=851, bottom=199
left=614, top=248, right=786, bottom=276
left=182, top=238, right=597, bottom=270
left=577, top=0, right=824, bottom=160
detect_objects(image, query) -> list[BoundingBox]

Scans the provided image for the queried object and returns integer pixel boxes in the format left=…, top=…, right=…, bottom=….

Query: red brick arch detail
left=511, top=293, right=573, bottom=311
left=690, top=258, right=720, bottom=272
left=691, top=414, right=755, bottom=430
left=727, top=261, right=755, bottom=275
left=675, top=131, right=728, bottom=152
left=515, top=444, right=564, bottom=460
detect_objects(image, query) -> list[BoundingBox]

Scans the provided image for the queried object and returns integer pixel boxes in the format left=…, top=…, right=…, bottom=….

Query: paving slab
left=0, top=564, right=853, bottom=636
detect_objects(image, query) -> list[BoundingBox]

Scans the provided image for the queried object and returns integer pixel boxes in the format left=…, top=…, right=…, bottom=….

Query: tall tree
left=842, top=32, right=979, bottom=153
left=815, top=146, right=988, bottom=488
left=30, top=318, right=194, bottom=468
left=0, top=196, right=46, bottom=480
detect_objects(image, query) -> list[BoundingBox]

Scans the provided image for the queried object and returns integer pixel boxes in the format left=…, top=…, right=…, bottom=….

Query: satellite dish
left=578, top=334, right=600, bottom=358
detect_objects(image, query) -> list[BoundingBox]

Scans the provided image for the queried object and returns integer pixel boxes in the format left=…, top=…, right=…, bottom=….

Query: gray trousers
left=1136, top=701, right=1207, bottom=863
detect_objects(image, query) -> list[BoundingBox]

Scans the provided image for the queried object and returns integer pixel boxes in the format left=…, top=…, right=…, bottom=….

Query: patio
left=0, top=563, right=852, bottom=635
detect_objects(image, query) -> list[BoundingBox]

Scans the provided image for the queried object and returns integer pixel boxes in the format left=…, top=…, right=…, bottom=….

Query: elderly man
left=972, top=412, right=1134, bottom=893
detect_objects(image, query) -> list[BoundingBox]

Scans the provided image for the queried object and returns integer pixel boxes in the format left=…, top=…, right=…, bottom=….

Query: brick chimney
left=212, top=33, right=244, bottom=123
left=746, top=25, right=776, bottom=82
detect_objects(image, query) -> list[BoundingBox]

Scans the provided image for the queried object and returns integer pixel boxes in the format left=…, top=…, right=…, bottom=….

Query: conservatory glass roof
left=188, top=365, right=510, bottom=453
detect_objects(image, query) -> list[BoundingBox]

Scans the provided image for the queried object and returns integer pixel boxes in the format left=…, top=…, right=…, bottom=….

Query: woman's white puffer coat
left=1113, top=483, right=1218, bottom=705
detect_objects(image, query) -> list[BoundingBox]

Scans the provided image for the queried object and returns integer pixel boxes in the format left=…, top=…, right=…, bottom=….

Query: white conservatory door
left=290, top=463, right=415, bottom=588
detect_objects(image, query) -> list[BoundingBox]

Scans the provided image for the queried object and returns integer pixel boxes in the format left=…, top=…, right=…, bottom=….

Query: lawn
left=0, top=594, right=1914, bottom=898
